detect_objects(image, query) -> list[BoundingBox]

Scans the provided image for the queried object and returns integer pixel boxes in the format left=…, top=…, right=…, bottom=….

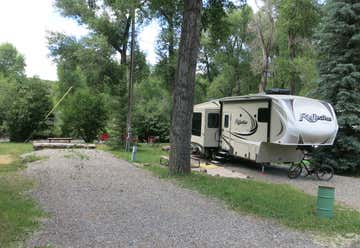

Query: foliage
left=2, top=77, right=53, bottom=142
left=314, top=0, right=360, bottom=172
left=199, top=5, right=259, bottom=99
left=247, top=0, right=276, bottom=92
left=272, top=0, right=320, bottom=94
left=0, top=143, right=43, bottom=247
left=48, top=33, right=126, bottom=94
left=149, top=0, right=183, bottom=91
left=0, top=43, right=25, bottom=79
left=55, top=0, right=136, bottom=64
left=0, top=43, right=27, bottom=137
left=133, top=76, right=171, bottom=142
left=0, top=75, right=15, bottom=136
left=270, top=43, right=319, bottom=96
left=48, top=32, right=129, bottom=143
left=61, top=88, right=108, bottom=142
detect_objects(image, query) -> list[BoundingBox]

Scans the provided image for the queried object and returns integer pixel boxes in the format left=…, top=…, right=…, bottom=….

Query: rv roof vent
left=265, top=88, right=290, bottom=95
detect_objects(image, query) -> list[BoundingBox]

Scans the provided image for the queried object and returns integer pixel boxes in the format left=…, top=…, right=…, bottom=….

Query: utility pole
left=126, top=2, right=136, bottom=151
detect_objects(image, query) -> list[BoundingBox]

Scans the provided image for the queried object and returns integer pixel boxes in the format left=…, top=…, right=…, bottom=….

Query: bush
left=132, top=77, right=171, bottom=142
left=61, top=88, right=108, bottom=142
left=3, top=78, right=53, bottom=141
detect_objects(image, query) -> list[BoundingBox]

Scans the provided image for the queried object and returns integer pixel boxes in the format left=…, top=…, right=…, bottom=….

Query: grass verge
left=98, top=143, right=169, bottom=164
left=101, top=143, right=360, bottom=236
left=0, top=142, right=43, bottom=247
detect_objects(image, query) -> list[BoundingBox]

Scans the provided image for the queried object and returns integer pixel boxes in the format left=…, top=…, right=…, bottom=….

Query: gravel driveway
left=24, top=149, right=326, bottom=248
left=222, top=161, right=360, bottom=212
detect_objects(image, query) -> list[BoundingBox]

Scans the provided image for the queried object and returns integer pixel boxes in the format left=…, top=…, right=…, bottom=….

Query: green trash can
left=316, top=186, right=335, bottom=218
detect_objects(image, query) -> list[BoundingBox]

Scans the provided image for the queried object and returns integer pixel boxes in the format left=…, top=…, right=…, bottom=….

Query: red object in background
left=100, top=133, right=109, bottom=141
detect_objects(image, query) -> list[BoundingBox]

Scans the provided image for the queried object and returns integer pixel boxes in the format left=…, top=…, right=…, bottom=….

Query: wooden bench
left=48, top=137, right=73, bottom=143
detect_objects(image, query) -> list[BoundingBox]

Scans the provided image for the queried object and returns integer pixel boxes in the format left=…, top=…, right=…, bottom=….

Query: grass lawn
left=101, top=143, right=360, bottom=236
left=0, top=142, right=43, bottom=247
left=98, top=143, right=169, bottom=164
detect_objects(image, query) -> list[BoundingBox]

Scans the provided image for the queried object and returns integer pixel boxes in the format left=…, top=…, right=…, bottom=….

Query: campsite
left=0, top=0, right=359, bottom=247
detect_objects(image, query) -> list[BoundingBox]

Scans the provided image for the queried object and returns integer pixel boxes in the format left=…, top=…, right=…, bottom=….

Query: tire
left=288, top=164, right=302, bottom=179
left=316, top=165, right=334, bottom=181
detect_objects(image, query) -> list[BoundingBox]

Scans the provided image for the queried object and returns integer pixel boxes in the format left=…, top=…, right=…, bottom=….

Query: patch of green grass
left=0, top=142, right=33, bottom=156
left=0, top=143, right=43, bottom=247
left=63, top=150, right=89, bottom=160
left=98, top=143, right=169, bottom=164
left=145, top=165, right=360, bottom=235
left=102, top=144, right=360, bottom=236
left=22, top=154, right=46, bottom=164
left=0, top=143, right=33, bottom=173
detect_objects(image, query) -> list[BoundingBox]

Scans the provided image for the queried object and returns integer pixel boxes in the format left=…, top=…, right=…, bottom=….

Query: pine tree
left=316, top=0, right=360, bottom=172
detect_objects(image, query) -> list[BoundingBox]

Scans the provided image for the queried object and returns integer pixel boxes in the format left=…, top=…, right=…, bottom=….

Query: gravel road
left=222, top=161, right=360, bottom=212
left=24, top=149, right=326, bottom=248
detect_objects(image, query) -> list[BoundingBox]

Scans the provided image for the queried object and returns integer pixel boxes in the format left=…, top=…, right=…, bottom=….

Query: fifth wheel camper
left=191, top=93, right=338, bottom=164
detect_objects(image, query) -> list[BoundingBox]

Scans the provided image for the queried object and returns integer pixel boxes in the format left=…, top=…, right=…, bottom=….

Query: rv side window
left=192, top=112, right=202, bottom=136
left=258, top=108, right=270, bottom=122
left=207, top=113, right=219, bottom=128
left=224, top=114, right=229, bottom=128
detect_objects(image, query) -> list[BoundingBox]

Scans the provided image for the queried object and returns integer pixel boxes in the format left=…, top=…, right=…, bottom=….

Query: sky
left=0, top=0, right=259, bottom=81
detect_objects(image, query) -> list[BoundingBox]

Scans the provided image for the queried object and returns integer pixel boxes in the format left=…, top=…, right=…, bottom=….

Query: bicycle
left=288, top=160, right=334, bottom=181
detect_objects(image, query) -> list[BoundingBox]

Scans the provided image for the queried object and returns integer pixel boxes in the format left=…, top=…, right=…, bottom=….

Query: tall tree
left=275, top=0, right=319, bottom=94
left=204, top=5, right=259, bottom=98
left=248, top=0, right=276, bottom=93
left=0, top=43, right=27, bottom=136
left=55, top=0, right=134, bottom=64
left=4, top=77, right=53, bottom=141
left=149, top=0, right=182, bottom=91
left=48, top=32, right=126, bottom=94
left=169, top=0, right=202, bottom=174
left=0, top=43, right=25, bottom=79
left=315, top=0, right=360, bottom=172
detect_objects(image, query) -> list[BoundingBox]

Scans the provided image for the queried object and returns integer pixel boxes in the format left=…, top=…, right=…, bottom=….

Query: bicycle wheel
left=316, top=165, right=334, bottom=181
left=288, top=164, right=302, bottom=179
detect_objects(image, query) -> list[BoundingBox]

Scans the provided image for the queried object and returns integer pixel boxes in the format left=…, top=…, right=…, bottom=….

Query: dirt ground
left=0, top=155, right=14, bottom=165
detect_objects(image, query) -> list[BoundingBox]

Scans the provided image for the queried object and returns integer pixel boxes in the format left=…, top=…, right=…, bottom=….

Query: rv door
left=221, top=113, right=232, bottom=151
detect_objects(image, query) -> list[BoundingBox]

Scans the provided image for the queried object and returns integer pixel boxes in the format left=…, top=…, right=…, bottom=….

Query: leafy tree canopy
left=0, top=43, right=26, bottom=79
left=3, top=77, right=53, bottom=141
left=315, top=0, right=360, bottom=172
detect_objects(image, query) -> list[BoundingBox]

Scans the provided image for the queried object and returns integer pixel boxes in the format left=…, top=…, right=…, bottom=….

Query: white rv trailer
left=191, top=94, right=338, bottom=163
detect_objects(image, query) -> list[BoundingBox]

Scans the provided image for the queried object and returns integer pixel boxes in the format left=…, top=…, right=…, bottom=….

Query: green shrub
left=61, top=88, right=108, bottom=142
left=3, top=78, right=53, bottom=141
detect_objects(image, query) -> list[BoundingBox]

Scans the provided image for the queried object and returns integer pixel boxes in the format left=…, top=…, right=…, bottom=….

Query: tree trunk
left=288, top=32, right=296, bottom=94
left=169, top=0, right=202, bottom=175
left=168, top=17, right=176, bottom=91
left=120, top=16, right=132, bottom=65
left=259, top=55, right=269, bottom=93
